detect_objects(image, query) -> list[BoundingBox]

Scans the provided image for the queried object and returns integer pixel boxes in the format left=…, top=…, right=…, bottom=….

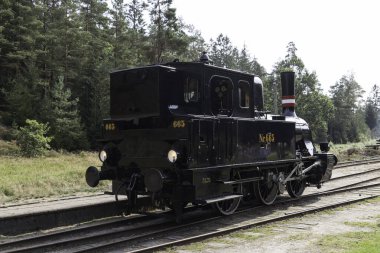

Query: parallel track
left=131, top=183, right=380, bottom=253
left=335, top=156, right=380, bottom=169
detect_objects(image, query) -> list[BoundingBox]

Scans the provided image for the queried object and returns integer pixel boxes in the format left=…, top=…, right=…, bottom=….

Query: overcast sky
left=173, top=0, right=380, bottom=96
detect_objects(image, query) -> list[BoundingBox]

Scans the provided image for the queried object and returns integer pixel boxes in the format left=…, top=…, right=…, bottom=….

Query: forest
left=0, top=0, right=379, bottom=154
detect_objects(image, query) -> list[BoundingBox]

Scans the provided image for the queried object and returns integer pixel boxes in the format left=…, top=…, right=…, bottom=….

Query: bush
left=16, top=119, right=52, bottom=157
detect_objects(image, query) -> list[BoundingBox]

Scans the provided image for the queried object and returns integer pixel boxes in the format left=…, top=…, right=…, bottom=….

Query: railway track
left=335, top=156, right=380, bottom=169
left=1, top=164, right=380, bottom=253
left=1, top=156, right=379, bottom=236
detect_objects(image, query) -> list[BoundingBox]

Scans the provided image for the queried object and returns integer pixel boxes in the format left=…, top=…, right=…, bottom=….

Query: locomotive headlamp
left=99, top=150, right=107, bottom=162
left=167, top=150, right=178, bottom=163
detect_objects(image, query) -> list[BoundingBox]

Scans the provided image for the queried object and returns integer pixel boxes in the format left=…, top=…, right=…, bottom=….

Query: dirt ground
left=170, top=198, right=380, bottom=253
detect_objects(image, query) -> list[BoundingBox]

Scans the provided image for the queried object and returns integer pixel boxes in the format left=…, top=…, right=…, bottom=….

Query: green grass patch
left=288, top=232, right=313, bottom=241
left=164, top=240, right=208, bottom=252
left=318, top=231, right=380, bottom=253
left=0, top=152, right=108, bottom=203
left=231, top=226, right=273, bottom=240
left=344, top=221, right=378, bottom=229
left=328, top=140, right=380, bottom=162
left=318, top=215, right=380, bottom=253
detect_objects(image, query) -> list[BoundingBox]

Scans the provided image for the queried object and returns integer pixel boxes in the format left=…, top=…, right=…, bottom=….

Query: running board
left=196, top=194, right=242, bottom=205
left=215, top=176, right=263, bottom=185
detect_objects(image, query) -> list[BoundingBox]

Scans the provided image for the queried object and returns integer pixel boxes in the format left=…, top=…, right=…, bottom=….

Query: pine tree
left=208, top=34, right=239, bottom=69
left=147, top=0, right=188, bottom=63
left=329, top=73, right=366, bottom=143
left=237, top=45, right=266, bottom=76
left=0, top=0, right=42, bottom=123
left=126, top=0, right=148, bottom=65
left=43, top=76, right=89, bottom=150
left=110, top=0, right=131, bottom=68
left=365, top=101, right=377, bottom=131
left=180, top=25, right=206, bottom=62
left=78, top=0, right=112, bottom=146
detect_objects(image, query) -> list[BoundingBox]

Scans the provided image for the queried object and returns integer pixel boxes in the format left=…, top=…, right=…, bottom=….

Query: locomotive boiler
left=85, top=52, right=337, bottom=221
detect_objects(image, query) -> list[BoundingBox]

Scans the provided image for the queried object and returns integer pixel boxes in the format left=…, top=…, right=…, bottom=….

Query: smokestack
left=281, top=71, right=296, bottom=117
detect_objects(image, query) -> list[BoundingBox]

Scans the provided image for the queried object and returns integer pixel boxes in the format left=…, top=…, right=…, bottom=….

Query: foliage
left=16, top=119, right=52, bottom=157
left=42, top=76, right=89, bottom=151
left=271, top=42, right=334, bottom=141
left=365, top=101, right=377, bottom=130
left=329, top=73, right=369, bottom=143
left=0, top=0, right=374, bottom=150
left=364, top=84, right=379, bottom=133
left=209, top=34, right=239, bottom=69
left=146, top=0, right=189, bottom=62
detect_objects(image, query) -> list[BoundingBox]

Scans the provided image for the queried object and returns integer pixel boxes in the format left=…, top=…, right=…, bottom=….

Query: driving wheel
left=254, top=171, right=278, bottom=205
left=213, top=171, right=242, bottom=215
left=286, top=179, right=306, bottom=198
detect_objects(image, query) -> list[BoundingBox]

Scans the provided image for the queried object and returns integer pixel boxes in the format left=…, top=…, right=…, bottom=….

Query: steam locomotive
left=85, top=52, right=337, bottom=221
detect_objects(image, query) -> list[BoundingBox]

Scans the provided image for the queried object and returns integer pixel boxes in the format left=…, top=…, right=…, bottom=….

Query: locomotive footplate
left=194, top=194, right=243, bottom=205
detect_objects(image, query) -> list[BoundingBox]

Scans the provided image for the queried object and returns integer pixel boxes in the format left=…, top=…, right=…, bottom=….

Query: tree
left=146, top=0, right=188, bottom=63
left=177, top=24, right=206, bottom=62
left=109, top=0, right=131, bottom=68
left=364, top=85, right=380, bottom=133
left=208, top=34, right=239, bottom=69
left=78, top=0, right=112, bottom=146
left=297, top=92, right=334, bottom=141
left=270, top=42, right=334, bottom=141
left=16, top=119, right=52, bottom=157
left=126, top=0, right=148, bottom=65
left=329, top=73, right=367, bottom=143
left=365, top=101, right=377, bottom=131
left=0, top=0, right=42, bottom=122
left=42, top=76, right=89, bottom=150
left=237, top=45, right=266, bottom=76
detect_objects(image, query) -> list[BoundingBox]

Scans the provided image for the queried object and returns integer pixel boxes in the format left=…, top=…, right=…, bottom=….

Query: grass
left=316, top=204, right=380, bottom=253
left=318, top=230, right=380, bottom=253
left=0, top=150, right=108, bottom=203
left=231, top=226, right=273, bottom=240
left=328, top=140, right=380, bottom=161
left=161, top=225, right=273, bottom=252
left=343, top=221, right=378, bottom=229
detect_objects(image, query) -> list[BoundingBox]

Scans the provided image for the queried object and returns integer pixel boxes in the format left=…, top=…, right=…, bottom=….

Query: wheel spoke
left=254, top=173, right=278, bottom=205
left=286, top=179, right=306, bottom=198
left=214, top=197, right=241, bottom=215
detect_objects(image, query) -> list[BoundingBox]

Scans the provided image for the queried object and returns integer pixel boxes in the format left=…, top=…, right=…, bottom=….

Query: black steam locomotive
left=86, top=52, right=337, bottom=221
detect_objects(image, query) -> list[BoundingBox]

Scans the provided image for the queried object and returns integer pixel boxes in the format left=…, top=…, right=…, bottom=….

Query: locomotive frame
left=86, top=52, right=337, bottom=221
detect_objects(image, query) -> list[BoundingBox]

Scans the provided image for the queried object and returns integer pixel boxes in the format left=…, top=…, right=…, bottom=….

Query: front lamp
left=167, top=150, right=178, bottom=163
left=99, top=150, right=107, bottom=162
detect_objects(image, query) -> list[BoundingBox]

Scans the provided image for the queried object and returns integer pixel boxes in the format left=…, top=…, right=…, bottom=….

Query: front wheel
left=286, top=179, right=306, bottom=198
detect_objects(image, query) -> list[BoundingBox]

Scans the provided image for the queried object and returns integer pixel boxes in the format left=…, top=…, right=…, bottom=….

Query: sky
left=172, top=0, right=380, bottom=96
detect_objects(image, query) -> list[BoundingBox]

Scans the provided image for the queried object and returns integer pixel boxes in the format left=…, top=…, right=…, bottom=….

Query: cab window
left=238, top=81, right=250, bottom=108
left=184, top=77, right=199, bottom=103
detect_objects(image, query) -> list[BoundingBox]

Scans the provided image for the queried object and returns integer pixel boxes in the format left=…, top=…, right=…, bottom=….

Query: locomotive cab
left=109, top=66, right=202, bottom=122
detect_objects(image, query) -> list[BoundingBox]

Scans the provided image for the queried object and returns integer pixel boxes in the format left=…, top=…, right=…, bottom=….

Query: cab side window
left=238, top=81, right=250, bottom=108
left=184, top=77, right=199, bottom=103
